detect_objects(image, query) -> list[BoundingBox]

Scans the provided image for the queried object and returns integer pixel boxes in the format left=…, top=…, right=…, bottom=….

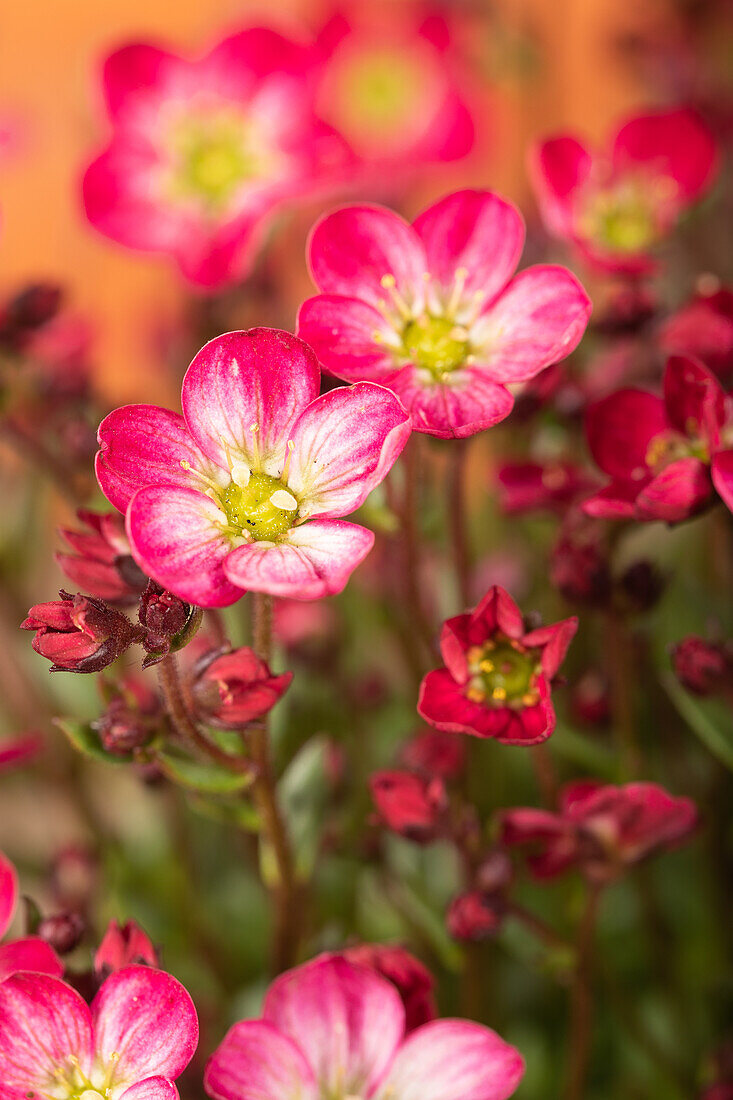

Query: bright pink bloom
left=205, top=954, right=524, bottom=1100
left=400, top=729, right=467, bottom=780
left=658, top=284, right=733, bottom=383
left=95, top=919, right=159, bottom=976
left=192, top=646, right=292, bottom=727
left=0, top=731, right=41, bottom=772
left=500, top=780, right=697, bottom=882
left=531, top=107, right=718, bottom=273
left=21, top=592, right=142, bottom=673
left=496, top=460, right=598, bottom=515
left=0, top=964, right=197, bottom=1097
left=56, top=509, right=146, bottom=603
left=447, top=891, right=504, bottom=941
left=341, top=944, right=436, bottom=1033
left=418, top=586, right=577, bottom=745
left=583, top=355, right=733, bottom=522
left=298, top=190, right=591, bottom=437
left=370, top=770, right=447, bottom=841
left=96, top=329, right=411, bottom=606
left=82, top=30, right=350, bottom=289
left=0, top=849, right=64, bottom=984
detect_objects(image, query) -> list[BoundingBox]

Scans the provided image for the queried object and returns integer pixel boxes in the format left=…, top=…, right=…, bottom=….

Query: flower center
left=644, top=430, right=709, bottom=474
left=165, top=111, right=270, bottom=211
left=465, top=638, right=540, bottom=707
left=220, top=472, right=298, bottom=541
left=578, top=179, right=663, bottom=254
left=402, top=314, right=469, bottom=378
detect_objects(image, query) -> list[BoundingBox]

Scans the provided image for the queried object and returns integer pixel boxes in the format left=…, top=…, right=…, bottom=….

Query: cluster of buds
left=93, top=675, right=161, bottom=756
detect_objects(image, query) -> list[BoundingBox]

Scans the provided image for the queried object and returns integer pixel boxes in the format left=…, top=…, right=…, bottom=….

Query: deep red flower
left=56, top=510, right=146, bottom=603
left=447, top=891, right=504, bottom=941
left=94, top=919, right=159, bottom=977
left=21, top=592, right=142, bottom=673
left=659, top=285, right=733, bottom=383
left=192, top=647, right=292, bottom=728
left=671, top=635, right=733, bottom=697
left=496, top=460, right=597, bottom=515
left=584, top=355, right=733, bottom=522
left=418, top=586, right=577, bottom=745
left=342, top=944, right=436, bottom=1033
left=370, top=770, right=447, bottom=841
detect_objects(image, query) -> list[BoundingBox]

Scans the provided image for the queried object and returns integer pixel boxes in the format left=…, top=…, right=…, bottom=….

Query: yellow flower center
left=578, top=177, right=669, bottom=254
left=165, top=110, right=272, bottom=212
left=465, top=638, right=540, bottom=708
left=402, top=314, right=470, bottom=378
left=220, top=472, right=298, bottom=541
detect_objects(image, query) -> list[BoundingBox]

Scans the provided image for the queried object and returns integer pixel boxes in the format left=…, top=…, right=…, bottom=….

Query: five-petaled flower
left=418, top=586, right=577, bottom=744
left=370, top=770, right=447, bottom=842
left=531, top=107, right=718, bottom=273
left=192, top=646, right=293, bottom=727
left=95, top=328, right=411, bottom=607
left=341, top=944, right=437, bottom=1034
left=298, top=189, right=591, bottom=438
left=583, top=354, right=733, bottom=522
left=0, top=849, right=64, bottom=984
left=0, top=964, right=198, bottom=1098
left=205, top=953, right=524, bottom=1100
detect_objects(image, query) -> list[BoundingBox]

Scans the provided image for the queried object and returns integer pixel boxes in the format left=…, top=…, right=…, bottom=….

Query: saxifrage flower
left=192, top=646, right=292, bottom=727
left=0, top=964, right=198, bottom=1098
left=418, top=585, right=577, bottom=744
left=341, top=944, right=436, bottom=1034
left=370, top=770, right=447, bottom=841
left=583, top=354, right=733, bottom=522
left=531, top=107, right=718, bottom=273
left=298, top=189, right=591, bottom=437
left=205, top=953, right=524, bottom=1100
left=658, top=284, right=733, bottom=383
left=0, top=849, right=64, bottom=983
left=96, top=328, right=411, bottom=606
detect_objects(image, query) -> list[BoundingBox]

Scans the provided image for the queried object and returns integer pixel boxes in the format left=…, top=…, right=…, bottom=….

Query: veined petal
left=297, top=294, right=399, bottom=383
left=375, top=1018, right=524, bottom=1100
left=288, top=383, right=410, bottom=519
left=119, top=1079, right=179, bottom=1100
left=389, top=366, right=514, bottom=438
left=263, top=955, right=404, bottom=1098
left=93, top=965, right=198, bottom=1085
left=0, top=938, right=64, bottom=984
left=0, top=852, right=16, bottom=940
left=182, top=329, right=320, bottom=474
left=205, top=1020, right=318, bottom=1100
left=127, top=486, right=243, bottom=608
left=0, top=973, right=94, bottom=1091
left=223, top=520, right=374, bottom=599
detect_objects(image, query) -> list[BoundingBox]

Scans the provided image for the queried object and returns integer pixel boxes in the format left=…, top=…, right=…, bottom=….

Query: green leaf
left=156, top=750, right=255, bottom=793
left=186, top=793, right=261, bottom=832
left=54, top=718, right=133, bottom=765
left=277, top=735, right=330, bottom=881
left=661, top=673, right=733, bottom=773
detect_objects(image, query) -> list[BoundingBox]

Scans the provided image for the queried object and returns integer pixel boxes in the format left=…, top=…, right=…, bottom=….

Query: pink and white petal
left=412, top=190, right=524, bottom=304
left=127, top=486, right=243, bottom=608
left=0, top=973, right=94, bottom=1090
left=307, top=204, right=427, bottom=312
left=584, top=389, right=667, bottom=480
left=288, top=383, right=410, bottom=519
left=712, top=449, right=733, bottom=513
left=204, top=1020, right=318, bottom=1100
left=171, top=208, right=273, bottom=291
left=102, top=43, right=180, bottom=120
left=118, top=1078, right=179, bottom=1100
left=224, top=521, right=374, bottom=599
left=529, top=136, right=593, bottom=238
left=93, top=965, right=198, bottom=1085
left=612, top=108, right=718, bottom=204
left=0, top=852, right=17, bottom=940
left=83, top=143, right=184, bottom=253
left=263, top=955, right=404, bottom=1098
left=96, top=404, right=214, bottom=514
left=0, top=938, right=64, bottom=983
left=182, top=329, right=320, bottom=473
left=297, top=295, right=399, bottom=383
left=582, top=481, right=643, bottom=519
left=471, top=265, right=591, bottom=383
left=375, top=1018, right=524, bottom=1100
left=391, top=366, right=515, bottom=438
left=635, top=457, right=712, bottom=522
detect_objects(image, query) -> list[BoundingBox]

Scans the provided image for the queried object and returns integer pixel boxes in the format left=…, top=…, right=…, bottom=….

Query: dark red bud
left=36, top=911, right=85, bottom=955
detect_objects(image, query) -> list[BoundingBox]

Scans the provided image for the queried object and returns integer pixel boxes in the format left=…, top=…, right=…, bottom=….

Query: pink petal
left=102, top=43, right=179, bottom=120
left=376, top=1019, right=524, bottom=1100
left=495, top=688, right=555, bottom=746
left=612, top=108, right=718, bottom=204
left=297, top=295, right=398, bottom=383
left=529, top=135, right=593, bottom=237
left=412, top=190, right=524, bottom=305
left=127, top=486, right=243, bottom=608
left=263, top=955, right=404, bottom=1098
left=308, top=204, right=427, bottom=312
left=224, top=520, right=374, bottom=600
left=202, top=27, right=313, bottom=84
left=119, top=1079, right=179, bottom=1100
left=389, top=365, right=515, bottom=438
left=582, top=481, right=642, bottom=519
left=585, top=389, right=667, bottom=479
left=635, top=457, right=712, bottom=522
left=472, top=585, right=525, bottom=639
left=0, top=973, right=93, bottom=1090
left=712, top=449, right=733, bottom=512
left=0, top=852, right=17, bottom=940
left=288, top=382, right=411, bottom=519
left=96, top=404, right=212, bottom=514
left=524, top=617, right=579, bottom=678
left=471, top=265, right=591, bottom=383
left=205, top=1020, right=318, bottom=1100
left=93, top=965, right=198, bottom=1084
left=182, top=329, right=320, bottom=474
left=0, top=938, right=64, bottom=983
left=0, top=733, right=41, bottom=773
left=663, top=354, right=727, bottom=442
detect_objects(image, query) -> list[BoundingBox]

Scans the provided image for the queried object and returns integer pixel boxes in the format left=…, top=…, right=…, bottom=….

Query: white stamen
left=230, top=459, right=251, bottom=486
left=270, top=489, right=298, bottom=510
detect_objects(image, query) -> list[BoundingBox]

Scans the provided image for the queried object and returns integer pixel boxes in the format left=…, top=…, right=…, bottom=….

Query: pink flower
left=94, top=919, right=159, bottom=977
left=82, top=30, right=350, bottom=289
left=496, top=460, right=598, bottom=515
left=658, top=284, right=733, bottom=383
left=531, top=107, right=718, bottom=273
left=298, top=190, right=591, bottom=438
left=56, top=509, right=146, bottom=603
left=205, top=954, right=524, bottom=1100
left=96, top=329, right=411, bottom=606
left=447, top=891, right=504, bottom=941
left=418, top=586, right=577, bottom=745
left=192, top=646, right=292, bottom=727
left=370, top=770, right=447, bottom=841
left=0, top=849, right=64, bottom=983
left=583, top=355, right=733, bottom=522
left=0, top=964, right=198, bottom=1097
left=341, top=944, right=436, bottom=1033
left=500, top=780, right=697, bottom=882
left=0, top=731, right=42, bottom=772
left=21, top=592, right=142, bottom=673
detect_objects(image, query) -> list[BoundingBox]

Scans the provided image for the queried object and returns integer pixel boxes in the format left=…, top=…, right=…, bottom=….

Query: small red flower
left=418, top=586, right=577, bottom=745
left=342, top=944, right=436, bottom=1033
left=671, top=635, right=733, bottom=697
left=56, top=509, right=146, bottom=603
left=94, top=918, right=159, bottom=977
left=21, top=592, right=142, bottom=673
left=370, top=770, right=447, bottom=841
left=192, top=647, right=292, bottom=729
left=447, top=891, right=504, bottom=941
left=659, top=285, right=733, bottom=383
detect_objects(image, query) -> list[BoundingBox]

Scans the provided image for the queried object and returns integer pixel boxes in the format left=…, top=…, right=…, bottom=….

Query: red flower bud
left=671, top=635, right=733, bottom=696
left=94, top=918, right=159, bottom=976
left=0, top=282, right=62, bottom=350
left=192, top=647, right=292, bottom=728
left=55, top=509, right=146, bottom=604
left=36, top=912, right=85, bottom=955
left=447, top=891, right=504, bottom=941
left=342, top=944, right=436, bottom=1033
left=401, top=730, right=467, bottom=780
left=370, top=770, right=447, bottom=841
left=21, top=591, right=142, bottom=673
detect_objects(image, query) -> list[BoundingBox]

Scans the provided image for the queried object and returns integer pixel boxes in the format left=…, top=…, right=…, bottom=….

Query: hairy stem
left=157, top=653, right=250, bottom=772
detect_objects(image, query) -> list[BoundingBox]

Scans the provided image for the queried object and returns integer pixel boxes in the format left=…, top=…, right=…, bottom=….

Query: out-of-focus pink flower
left=500, top=780, right=697, bottom=882
left=94, top=919, right=159, bottom=976
left=570, top=670, right=611, bottom=727
left=0, top=731, right=42, bottom=772
left=96, top=329, right=411, bottom=605
left=298, top=189, right=591, bottom=438
left=56, top=509, right=146, bottom=603
left=370, top=770, right=447, bottom=841
left=550, top=511, right=611, bottom=606
left=531, top=107, right=718, bottom=273
left=0, top=850, right=64, bottom=984
left=21, top=592, right=142, bottom=673
left=497, top=460, right=598, bottom=515
left=0, top=964, right=198, bottom=1094
left=418, top=586, right=577, bottom=745
left=400, top=729, right=467, bottom=780
left=192, top=646, right=292, bottom=727
left=274, top=597, right=339, bottom=649
left=205, top=954, right=524, bottom=1100
left=447, top=891, right=504, bottom=941
left=313, top=7, right=474, bottom=176
left=583, top=355, right=733, bottom=522
left=342, top=943, right=436, bottom=1033
left=82, top=29, right=351, bottom=289
left=671, top=635, right=733, bottom=697
left=659, top=284, right=733, bottom=383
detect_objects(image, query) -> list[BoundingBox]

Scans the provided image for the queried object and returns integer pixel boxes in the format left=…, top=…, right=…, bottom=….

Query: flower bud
left=21, top=591, right=142, bottom=673
left=0, top=282, right=62, bottom=350
left=93, top=699, right=151, bottom=755
left=342, top=944, right=436, bottom=1033
left=671, top=635, right=733, bottom=696
left=55, top=510, right=146, bottom=604
left=370, top=770, right=447, bottom=842
left=400, top=730, right=466, bottom=780
left=36, top=911, right=85, bottom=955
left=94, top=918, right=159, bottom=977
left=618, top=560, right=666, bottom=613
left=475, top=849, right=514, bottom=895
left=192, top=646, right=292, bottom=728
left=570, top=670, right=611, bottom=728
left=447, top=891, right=504, bottom=941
